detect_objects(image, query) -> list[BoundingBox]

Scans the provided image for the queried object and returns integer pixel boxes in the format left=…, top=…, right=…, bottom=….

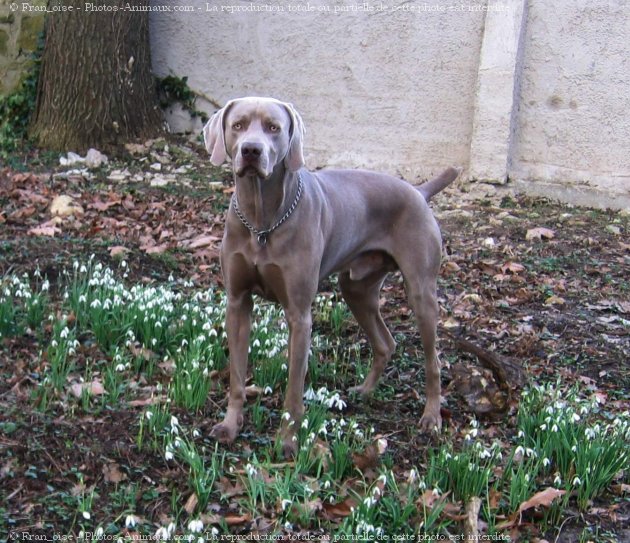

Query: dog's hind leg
left=339, top=269, right=396, bottom=396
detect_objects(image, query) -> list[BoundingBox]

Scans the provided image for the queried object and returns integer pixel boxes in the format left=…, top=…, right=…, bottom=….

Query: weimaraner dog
left=203, top=96, right=460, bottom=457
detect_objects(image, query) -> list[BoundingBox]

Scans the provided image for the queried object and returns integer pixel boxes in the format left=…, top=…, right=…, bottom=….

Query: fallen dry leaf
left=188, top=234, right=221, bottom=250
left=526, top=227, right=555, bottom=241
left=501, top=262, right=525, bottom=274
left=28, top=222, right=62, bottom=237
left=50, top=195, right=84, bottom=218
left=518, top=487, right=565, bottom=515
left=322, top=497, right=356, bottom=519
left=70, top=380, right=106, bottom=398
left=223, top=512, right=251, bottom=526
left=109, top=245, right=130, bottom=258
left=102, top=462, right=127, bottom=483
left=184, top=493, right=198, bottom=515
left=544, top=295, right=566, bottom=306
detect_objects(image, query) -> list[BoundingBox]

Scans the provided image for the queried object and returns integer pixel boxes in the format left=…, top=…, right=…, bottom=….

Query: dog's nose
left=241, top=142, right=263, bottom=160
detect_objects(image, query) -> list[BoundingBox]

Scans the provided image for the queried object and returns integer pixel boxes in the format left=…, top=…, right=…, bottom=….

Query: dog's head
left=203, top=97, right=305, bottom=178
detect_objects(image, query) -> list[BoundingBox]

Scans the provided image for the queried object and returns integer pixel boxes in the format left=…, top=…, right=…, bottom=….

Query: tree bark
left=30, top=0, right=163, bottom=153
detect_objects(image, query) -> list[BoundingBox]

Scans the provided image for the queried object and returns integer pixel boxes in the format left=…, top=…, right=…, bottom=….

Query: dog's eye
left=269, top=124, right=279, bottom=132
left=232, top=122, right=242, bottom=130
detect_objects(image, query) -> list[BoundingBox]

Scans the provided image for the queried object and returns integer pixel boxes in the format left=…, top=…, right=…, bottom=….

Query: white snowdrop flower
left=572, top=476, right=582, bottom=487
left=281, top=499, right=292, bottom=511
left=281, top=363, right=288, bottom=371
left=82, top=511, right=91, bottom=520
left=572, top=412, right=581, bottom=422
left=155, top=527, right=169, bottom=540
left=41, top=280, right=50, bottom=292
left=188, top=519, right=204, bottom=533
left=165, top=448, right=174, bottom=461
left=554, top=473, right=562, bottom=486
left=151, top=338, right=158, bottom=346
left=432, top=487, right=441, bottom=496
left=301, top=418, right=309, bottom=429
left=479, top=448, right=492, bottom=460
left=209, top=328, right=218, bottom=338
left=95, top=527, right=103, bottom=537
left=543, top=457, right=551, bottom=467
left=90, top=299, right=101, bottom=308
left=539, top=423, right=547, bottom=431
left=264, top=386, right=273, bottom=395
left=363, top=496, right=377, bottom=507
left=125, top=514, right=138, bottom=528
left=282, top=412, right=292, bottom=421
left=115, top=364, right=125, bottom=372
left=51, top=340, right=58, bottom=348
left=60, top=327, right=69, bottom=339
left=193, top=429, right=201, bottom=438
left=145, top=411, right=154, bottom=420
left=551, top=424, right=559, bottom=433
left=80, top=265, right=88, bottom=274
left=245, top=463, right=257, bottom=477
left=323, top=480, right=331, bottom=489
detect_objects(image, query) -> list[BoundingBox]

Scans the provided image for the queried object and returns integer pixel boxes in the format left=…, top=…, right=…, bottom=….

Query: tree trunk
left=30, top=0, right=163, bottom=153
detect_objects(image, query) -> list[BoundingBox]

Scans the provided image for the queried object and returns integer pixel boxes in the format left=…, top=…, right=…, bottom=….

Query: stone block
left=18, top=14, right=44, bottom=52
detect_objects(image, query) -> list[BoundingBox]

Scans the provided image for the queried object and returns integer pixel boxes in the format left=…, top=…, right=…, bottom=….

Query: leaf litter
left=0, top=140, right=629, bottom=540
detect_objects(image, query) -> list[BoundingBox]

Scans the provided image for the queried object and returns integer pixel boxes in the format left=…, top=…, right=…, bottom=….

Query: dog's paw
left=348, top=382, right=376, bottom=397
left=418, top=411, right=442, bottom=434
left=210, top=422, right=238, bottom=444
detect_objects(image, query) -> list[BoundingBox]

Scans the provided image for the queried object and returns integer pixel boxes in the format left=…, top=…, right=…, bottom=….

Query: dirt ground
left=1, top=139, right=629, bottom=540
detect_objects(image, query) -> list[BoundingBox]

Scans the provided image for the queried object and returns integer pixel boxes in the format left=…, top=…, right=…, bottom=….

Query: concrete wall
left=150, top=0, right=486, bottom=180
left=509, top=0, right=630, bottom=208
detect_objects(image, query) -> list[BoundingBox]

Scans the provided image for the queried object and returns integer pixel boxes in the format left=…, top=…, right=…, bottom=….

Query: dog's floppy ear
left=203, top=100, right=235, bottom=166
left=282, top=102, right=305, bottom=172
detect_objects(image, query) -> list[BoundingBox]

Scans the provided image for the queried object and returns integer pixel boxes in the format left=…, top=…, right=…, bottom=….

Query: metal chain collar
left=231, top=173, right=304, bottom=247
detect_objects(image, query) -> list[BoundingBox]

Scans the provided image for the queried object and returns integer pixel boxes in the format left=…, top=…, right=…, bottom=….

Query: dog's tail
left=417, top=166, right=462, bottom=202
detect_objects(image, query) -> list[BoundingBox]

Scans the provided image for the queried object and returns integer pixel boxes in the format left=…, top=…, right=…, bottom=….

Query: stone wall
left=0, top=0, right=45, bottom=96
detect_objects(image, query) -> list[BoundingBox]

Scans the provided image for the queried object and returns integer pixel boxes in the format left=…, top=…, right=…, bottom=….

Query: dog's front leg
left=211, top=292, right=253, bottom=443
left=280, top=307, right=312, bottom=458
